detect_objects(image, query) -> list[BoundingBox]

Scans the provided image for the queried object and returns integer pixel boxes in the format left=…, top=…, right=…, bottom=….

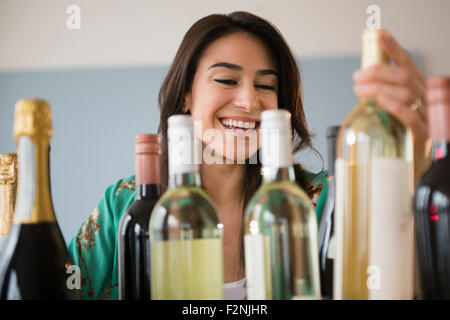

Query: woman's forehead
left=199, top=32, right=278, bottom=72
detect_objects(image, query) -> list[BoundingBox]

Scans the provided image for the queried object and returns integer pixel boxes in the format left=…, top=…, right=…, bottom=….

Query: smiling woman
left=67, top=11, right=328, bottom=300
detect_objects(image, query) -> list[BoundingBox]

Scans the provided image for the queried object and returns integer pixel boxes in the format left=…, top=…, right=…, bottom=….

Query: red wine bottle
left=118, top=134, right=161, bottom=300
left=413, top=77, right=450, bottom=299
left=318, top=125, right=339, bottom=300
left=0, top=99, right=81, bottom=300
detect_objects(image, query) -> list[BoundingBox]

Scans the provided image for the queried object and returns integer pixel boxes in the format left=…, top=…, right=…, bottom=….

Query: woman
left=68, top=11, right=429, bottom=300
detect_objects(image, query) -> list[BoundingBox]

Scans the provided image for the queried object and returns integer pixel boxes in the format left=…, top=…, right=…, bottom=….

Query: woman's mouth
left=219, top=118, right=260, bottom=138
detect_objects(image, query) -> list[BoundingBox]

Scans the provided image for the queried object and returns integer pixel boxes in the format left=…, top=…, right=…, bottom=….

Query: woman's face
left=184, top=31, right=279, bottom=164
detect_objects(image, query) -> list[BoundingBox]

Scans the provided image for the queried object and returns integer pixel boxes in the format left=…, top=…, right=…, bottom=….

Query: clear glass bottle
left=333, top=29, right=414, bottom=300
left=244, top=109, right=321, bottom=300
left=149, top=115, right=224, bottom=300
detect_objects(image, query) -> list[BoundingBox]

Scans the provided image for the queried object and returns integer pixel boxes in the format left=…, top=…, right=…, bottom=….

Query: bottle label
left=367, top=157, right=413, bottom=299
left=244, top=234, right=271, bottom=300
left=334, top=157, right=414, bottom=300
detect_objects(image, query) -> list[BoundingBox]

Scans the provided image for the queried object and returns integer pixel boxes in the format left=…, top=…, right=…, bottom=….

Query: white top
left=223, top=278, right=247, bottom=300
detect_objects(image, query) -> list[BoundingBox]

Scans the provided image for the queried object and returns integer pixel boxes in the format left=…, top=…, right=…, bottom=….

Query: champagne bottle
left=0, top=99, right=80, bottom=300
left=149, top=115, right=224, bottom=300
left=333, top=29, right=414, bottom=300
left=413, top=77, right=450, bottom=299
left=244, top=109, right=321, bottom=300
left=318, top=125, right=339, bottom=299
left=0, top=153, right=18, bottom=256
left=118, top=134, right=161, bottom=300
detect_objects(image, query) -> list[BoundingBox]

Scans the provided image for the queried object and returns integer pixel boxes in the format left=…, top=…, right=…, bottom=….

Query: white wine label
left=368, top=157, right=414, bottom=300
left=334, top=157, right=414, bottom=300
left=244, top=234, right=270, bottom=300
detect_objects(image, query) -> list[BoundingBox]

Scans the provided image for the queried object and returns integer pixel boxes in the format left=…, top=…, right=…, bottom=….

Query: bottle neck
left=135, top=152, right=160, bottom=186
left=14, top=136, right=56, bottom=224
left=431, top=140, right=450, bottom=161
left=327, top=137, right=337, bottom=178
left=261, top=127, right=293, bottom=182
left=263, top=166, right=295, bottom=183
left=0, top=183, right=16, bottom=236
left=135, top=184, right=161, bottom=200
left=168, top=171, right=202, bottom=189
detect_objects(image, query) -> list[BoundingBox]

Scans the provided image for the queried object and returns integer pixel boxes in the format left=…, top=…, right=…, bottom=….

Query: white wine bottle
left=149, top=115, right=224, bottom=300
left=333, top=29, right=414, bottom=300
left=0, top=153, right=18, bottom=256
left=244, top=109, right=321, bottom=300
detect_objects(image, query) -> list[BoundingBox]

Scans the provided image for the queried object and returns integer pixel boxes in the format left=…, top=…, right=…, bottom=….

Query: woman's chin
left=201, top=148, right=258, bottom=165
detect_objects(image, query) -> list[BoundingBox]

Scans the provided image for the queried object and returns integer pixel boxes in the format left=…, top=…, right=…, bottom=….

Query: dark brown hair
left=158, top=11, right=323, bottom=198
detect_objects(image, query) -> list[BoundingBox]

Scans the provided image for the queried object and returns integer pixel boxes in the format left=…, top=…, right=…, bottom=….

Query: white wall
left=0, top=0, right=449, bottom=76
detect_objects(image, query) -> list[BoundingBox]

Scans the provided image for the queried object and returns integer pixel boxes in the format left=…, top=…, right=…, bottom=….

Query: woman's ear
left=183, top=92, right=192, bottom=114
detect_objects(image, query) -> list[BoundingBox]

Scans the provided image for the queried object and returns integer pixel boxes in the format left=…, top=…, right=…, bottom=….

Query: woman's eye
left=255, top=84, right=276, bottom=91
left=214, top=79, right=237, bottom=86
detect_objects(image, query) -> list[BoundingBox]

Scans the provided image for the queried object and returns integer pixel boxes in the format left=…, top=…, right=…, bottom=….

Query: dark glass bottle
left=118, top=134, right=161, bottom=300
left=413, top=77, right=450, bottom=299
left=318, top=125, right=339, bottom=300
left=0, top=99, right=81, bottom=300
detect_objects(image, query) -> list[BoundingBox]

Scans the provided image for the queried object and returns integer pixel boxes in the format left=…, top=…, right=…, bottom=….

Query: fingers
left=354, top=65, right=425, bottom=98
left=378, top=94, right=427, bottom=137
left=354, top=81, right=416, bottom=106
left=378, top=30, right=423, bottom=79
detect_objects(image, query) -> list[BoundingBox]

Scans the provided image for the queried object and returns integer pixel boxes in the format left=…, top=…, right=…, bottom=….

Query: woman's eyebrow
left=208, top=62, right=242, bottom=71
left=257, top=69, right=279, bottom=77
left=208, top=62, right=279, bottom=77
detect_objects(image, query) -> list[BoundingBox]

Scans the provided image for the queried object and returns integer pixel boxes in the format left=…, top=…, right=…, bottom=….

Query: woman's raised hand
left=353, top=30, right=430, bottom=181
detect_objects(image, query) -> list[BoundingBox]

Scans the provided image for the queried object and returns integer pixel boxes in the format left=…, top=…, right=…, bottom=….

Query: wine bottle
left=0, top=153, right=18, bottom=256
left=0, top=99, right=81, bottom=300
left=413, top=77, right=450, bottom=299
left=333, top=29, right=414, bottom=300
left=149, top=115, right=224, bottom=300
left=118, top=134, right=161, bottom=300
left=318, top=125, right=339, bottom=299
left=244, top=109, right=321, bottom=300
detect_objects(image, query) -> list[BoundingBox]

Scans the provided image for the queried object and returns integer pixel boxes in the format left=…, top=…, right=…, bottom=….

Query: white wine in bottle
left=333, top=29, right=414, bottom=300
left=244, top=109, right=321, bottom=300
left=149, top=115, right=224, bottom=300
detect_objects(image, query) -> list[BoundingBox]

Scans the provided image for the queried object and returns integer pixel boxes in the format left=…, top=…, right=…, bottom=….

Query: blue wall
left=0, top=55, right=419, bottom=241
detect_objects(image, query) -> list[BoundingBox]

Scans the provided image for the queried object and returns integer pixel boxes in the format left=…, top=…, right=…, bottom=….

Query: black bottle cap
left=326, top=125, right=340, bottom=139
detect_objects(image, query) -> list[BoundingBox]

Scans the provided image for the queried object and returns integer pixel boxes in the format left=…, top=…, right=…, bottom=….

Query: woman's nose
left=233, top=81, right=259, bottom=112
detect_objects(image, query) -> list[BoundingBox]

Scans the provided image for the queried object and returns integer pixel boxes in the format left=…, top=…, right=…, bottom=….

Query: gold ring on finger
left=410, top=97, right=423, bottom=112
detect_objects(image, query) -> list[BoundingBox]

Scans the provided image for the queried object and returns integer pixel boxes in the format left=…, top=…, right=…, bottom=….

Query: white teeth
left=221, top=119, right=257, bottom=129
